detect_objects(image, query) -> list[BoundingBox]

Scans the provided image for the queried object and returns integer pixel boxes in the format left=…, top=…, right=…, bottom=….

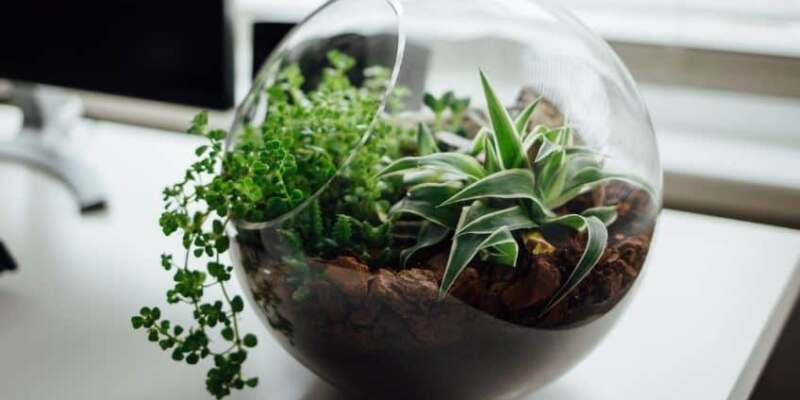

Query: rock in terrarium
left=136, top=0, right=662, bottom=398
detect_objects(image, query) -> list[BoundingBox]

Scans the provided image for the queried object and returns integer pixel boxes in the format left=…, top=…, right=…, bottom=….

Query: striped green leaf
left=390, top=199, right=460, bottom=228
left=439, top=226, right=519, bottom=297
left=458, top=205, right=537, bottom=235
left=484, top=134, right=501, bottom=173
left=480, top=70, right=526, bottom=170
left=408, top=181, right=463, bottom=204
left=554, top=126, right=574, bottom=146
left=440, top=169, right=537, bottom=206
left=482, top=228, right=519, bottom=267
left=515, top=97, right=541, bottom=134
left=541, top=216, right=608, bottom=315
left=377, top=153, right=487, bottom=181
left=469, top=128, right=488, bottom=156
left=401, top=169, right=464, bottom=186
left=582, top=206, right=618, bottom=226
left=439, top=205, right=489, bottom=296
left=544, top=214, right=586, bottom=231
left=534, top=138, right=562, bottom=163
left=535, top=147, right=567, bottom=203
left=522, top=130, right=544, bottom=154
left=439, top=203, right=522, bottom=297
left=417, top=123, right=439, bottom=155
left=550, top=168, right=658, bottom=209
left=400, top=221, right=451, bottom=266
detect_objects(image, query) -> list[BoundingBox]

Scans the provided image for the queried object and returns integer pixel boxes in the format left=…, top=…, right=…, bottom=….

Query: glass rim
left=230, top=0, right=407, bottom=231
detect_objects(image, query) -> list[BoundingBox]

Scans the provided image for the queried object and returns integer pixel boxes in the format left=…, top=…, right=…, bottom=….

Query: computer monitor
left=253, top=22, right=295, bottom=80
left=0, top=1, right=235, bottom=213
left=0, top=0, right=234, bottom=109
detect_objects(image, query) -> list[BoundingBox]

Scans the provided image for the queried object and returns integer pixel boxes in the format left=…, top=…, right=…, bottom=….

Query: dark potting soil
left=235, top=181, right=656, bottom=399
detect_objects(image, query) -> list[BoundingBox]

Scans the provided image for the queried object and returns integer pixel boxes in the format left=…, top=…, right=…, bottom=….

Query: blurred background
left=3, top=0, right=798, bottom=225
left=0, top=0, right=798, bottom=398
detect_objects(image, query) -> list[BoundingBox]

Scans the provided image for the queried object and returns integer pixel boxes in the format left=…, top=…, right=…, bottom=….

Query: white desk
left=1, top=121, right=799, bottom=399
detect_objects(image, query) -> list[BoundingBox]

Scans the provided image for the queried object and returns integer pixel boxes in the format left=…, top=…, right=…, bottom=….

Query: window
left=560, top=0, right=800, bottom=57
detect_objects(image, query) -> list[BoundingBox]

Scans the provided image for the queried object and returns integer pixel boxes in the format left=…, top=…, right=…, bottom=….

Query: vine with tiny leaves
left=132, top=51, right=416, bottom=399
left=132, top=111, right=260, bottom=398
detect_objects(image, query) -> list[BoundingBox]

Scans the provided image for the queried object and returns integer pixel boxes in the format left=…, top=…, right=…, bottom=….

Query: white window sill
left=236, top=0, right=800, bottom=58
left=660, top=129, right=800, bottom=227
left=572, top=8, right=800, bottom=58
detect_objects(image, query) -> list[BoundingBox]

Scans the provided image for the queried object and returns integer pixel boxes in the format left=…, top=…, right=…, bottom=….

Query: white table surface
left=1, top=120, right=799, bottom=400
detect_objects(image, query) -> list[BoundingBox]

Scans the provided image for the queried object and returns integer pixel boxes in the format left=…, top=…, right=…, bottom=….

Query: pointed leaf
left=582, top=206, right=618, bottom=226
left=390, top=199, right=460, bottom=228
left=481, top=227, right=516, bottom=248
left=442, top=91, right=455, bottom=109
left=423, top=93, right=439, bottom=112
left=377, top=153, right=487, bottom=181
left=440, top=169, right=537, bottom=206
left=563, top=167, right=604, bottom=192
left=541, top=216, right=608, bottom=315
left=527, top=196, right=553, bottom=220
left=481, top=228, right=518, bottom=267
left=535, top=148, right=566, bottom=203
left=440, top=224, right=522, bottom=297
left=544, top=125, right=562, bottom=142
left=436, top=131, right=473, bottom=151
left=544, top=214, right=586, bottom=231
left=484, top=135, right=501, bottom=173
left=565, top=145, right=596, bottom=156
left=417, top=123, right=439, bottom=155
left=458, top=205, right=537, bottom=235
left=515, top=97, right=541, bottom=134
left=534, top=138, right=562, bottom=164
left=470, top=128, right=488, bottom=156
left=480, top=70, right=526, bottom=169
left=402, top=169, right=464, bottom=186
left=555, top=126, right=573, bottom=146
left=550, top=169, right=658, bottom=209
left=400, top=221, right=451, bottom=265
left=408, top=182, right=463, bottom=204
left=547, top=163, right=569, bottom=207
left=523, top=124, right=549, bottom=144
left=522, top=131, right=544, bottom=154
left=439, top=207, right=490, bottom=297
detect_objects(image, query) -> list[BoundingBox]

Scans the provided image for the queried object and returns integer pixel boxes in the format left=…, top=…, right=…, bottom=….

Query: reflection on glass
left=229, top=0, right=661, bottom=398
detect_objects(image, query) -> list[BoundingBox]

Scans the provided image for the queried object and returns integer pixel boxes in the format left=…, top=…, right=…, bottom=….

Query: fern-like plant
left=379, top=71, right=652, bottom=313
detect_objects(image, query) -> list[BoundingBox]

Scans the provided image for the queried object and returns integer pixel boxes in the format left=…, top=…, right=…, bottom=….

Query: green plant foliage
left=135, top=51, right=415, bottom=399
left=424, top=90, right=471, bottom=133
left=479, top=70, right=527, bottom=170
left=382, top=71, right=653, bottom=309
left=378, top=153, right=487, bottom=182
left=399, top=221, right=450, bottom=266
left=416, top=123, right=440, bottom=156
left=540, top=216, right=608, bottom=314
left=438, top=169, right=540, bottom=207
left=140, top=48, right=653, bottom=397
left=424, top=91, right=453, bottom=132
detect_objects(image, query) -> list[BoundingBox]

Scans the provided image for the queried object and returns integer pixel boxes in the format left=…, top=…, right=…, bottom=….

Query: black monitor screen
left=252, top=22, right=295, bottom=78
left=0, top=1, right=234, bottom=109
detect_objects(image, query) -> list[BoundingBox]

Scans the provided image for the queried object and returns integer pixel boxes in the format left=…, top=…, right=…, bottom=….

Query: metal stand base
left=0, top=240, right=17, bottom=273
left=0, top=84, right=106, bottom=213
left=0, top=137, right=106, bottom=212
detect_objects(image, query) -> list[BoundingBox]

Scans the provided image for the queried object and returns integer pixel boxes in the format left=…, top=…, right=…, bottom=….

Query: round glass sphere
left=228, top=0, right=662, bottom=398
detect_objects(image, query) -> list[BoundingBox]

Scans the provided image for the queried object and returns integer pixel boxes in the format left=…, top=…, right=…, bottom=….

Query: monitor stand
left=0, top=83, right=106, bottom=213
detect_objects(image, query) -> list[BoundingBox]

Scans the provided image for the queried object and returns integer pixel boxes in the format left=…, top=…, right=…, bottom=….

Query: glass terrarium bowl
left=228, top=0, right=662, bottom=398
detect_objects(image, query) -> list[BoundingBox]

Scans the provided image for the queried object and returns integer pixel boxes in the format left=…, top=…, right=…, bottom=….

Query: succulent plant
left=379, top=71, right=653, bottom=313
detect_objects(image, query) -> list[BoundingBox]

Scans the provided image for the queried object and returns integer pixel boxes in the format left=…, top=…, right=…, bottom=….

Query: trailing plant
left=380, top=71, right=653, bottom=314
left=132, top=51, right=414, bottom=399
